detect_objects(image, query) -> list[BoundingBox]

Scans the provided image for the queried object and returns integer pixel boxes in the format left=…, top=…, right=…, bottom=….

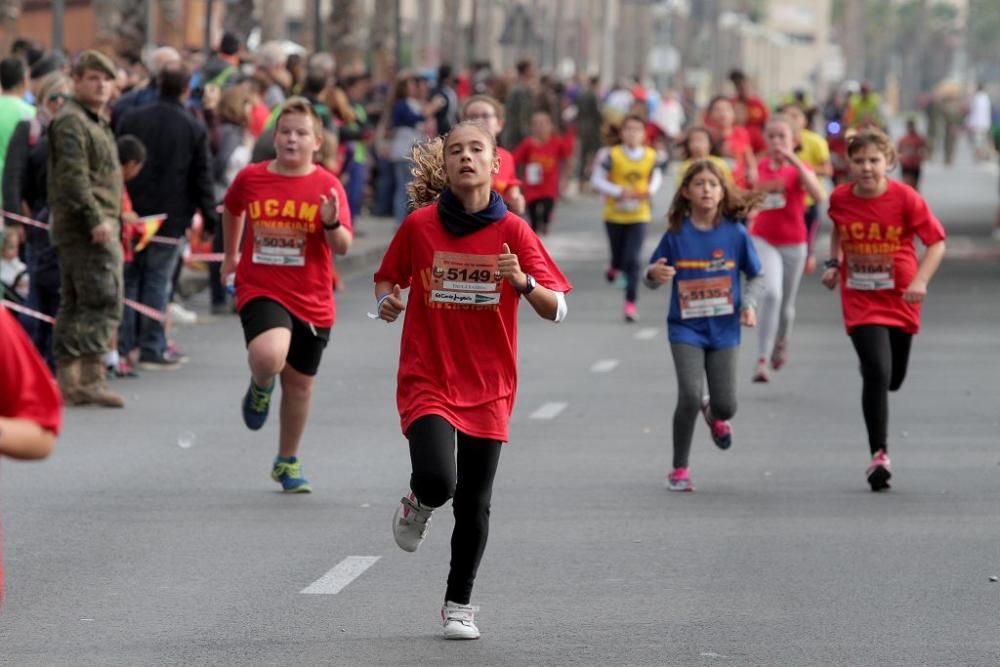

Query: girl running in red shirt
left=221, top=97, right=353, bottom=493
left=823, top=129, right=946, bottom=491
left=512, top=109, right=571, bottom=235
left=705, top=96, right=758, bottom=189
left=461, top=94, right=526, bottom=215
left=374, top=121, right=571, bottom=640
left=749, top=114, right=826, bottom=382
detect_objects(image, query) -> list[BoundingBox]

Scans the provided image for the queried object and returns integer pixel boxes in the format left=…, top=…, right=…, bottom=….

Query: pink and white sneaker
left=624, top=301, right=638, bottom=323
left=771, top=339, right=788, bottom=371
left=666, top=467, right=694, bottom=492
left=752, top=358, right=769, bottom=383
left=701, top=397, right=732, bottom=450
left=866, top=449, right=892, bottom=491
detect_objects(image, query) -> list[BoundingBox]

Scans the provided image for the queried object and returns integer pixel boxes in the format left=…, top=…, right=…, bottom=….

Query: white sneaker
left=168, top=302, right=198, bottom=325
left=441, top=601, right=480, bottom=640
left=392, top=492, right=432, bottom=552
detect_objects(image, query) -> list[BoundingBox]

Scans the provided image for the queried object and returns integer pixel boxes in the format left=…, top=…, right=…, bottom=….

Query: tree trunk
left=223, top=0, right=256, bottom=44
left=0, top=0, right=20, bottom=55
left=260, top=0, right=285, bottom=43
left=327, top=0, right=366, bottom=71
left=371, top=0, right=396, bottom=82
left=440, top=0, right=460, bottom=65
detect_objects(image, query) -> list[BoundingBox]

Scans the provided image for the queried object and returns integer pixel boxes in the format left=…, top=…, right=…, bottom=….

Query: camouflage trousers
left=53, top=240, right=123, bottom=359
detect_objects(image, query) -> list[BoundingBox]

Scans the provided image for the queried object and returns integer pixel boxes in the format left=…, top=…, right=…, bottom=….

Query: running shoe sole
left=867, top=465, right=892, bottom=492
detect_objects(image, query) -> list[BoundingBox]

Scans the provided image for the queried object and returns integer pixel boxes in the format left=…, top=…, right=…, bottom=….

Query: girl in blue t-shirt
left=645, top=160, right=764, bottom=491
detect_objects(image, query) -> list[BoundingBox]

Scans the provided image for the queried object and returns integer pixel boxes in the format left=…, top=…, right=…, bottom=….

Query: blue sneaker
left=271, top=456, right=312, bottom=493
left=242, top=378, right=274, bottom=430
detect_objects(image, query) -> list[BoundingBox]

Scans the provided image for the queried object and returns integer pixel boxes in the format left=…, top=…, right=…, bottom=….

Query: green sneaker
left=271, top=456, right=312, bottom=493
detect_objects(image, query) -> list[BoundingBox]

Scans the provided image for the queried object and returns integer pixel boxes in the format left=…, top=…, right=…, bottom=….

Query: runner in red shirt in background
left=374, top=122, right=570, bottom=640
left=896, top=117, right=928, bottom=191
left=461, top=94, right=526, bottom=215
left=823, top=129, right=945, bottom=491
left=221, top=97, right=352, bottom=493
left=512, top=109, right=571, bottom=235
left=705, top=96, right=757, bottom=190
left=730, top=69, right=769, bottom=155
left=0, top=304, right=61, bottom=603
left=749, top=114, right=826, bottom=383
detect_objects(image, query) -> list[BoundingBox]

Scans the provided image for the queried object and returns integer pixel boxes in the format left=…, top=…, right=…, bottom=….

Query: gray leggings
left=752, top=237, right=807, bottom=361
left=670, top=344, right=738, bottom=469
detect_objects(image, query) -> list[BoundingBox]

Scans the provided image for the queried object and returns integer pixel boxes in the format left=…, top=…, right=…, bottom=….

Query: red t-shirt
left=493, top=146, right=521, bottom=199
left=897, top=133, right=926, bottom=170
left=714, top=126, right=753, bottom=189
left=750, top=160, right=808, bottom=246
left=740, top=96, right=769, bottom=133
left=511, top=136, right=569, bottom=202
left=1, top=305, right=63, bottom=600
left=374, top=205, right=572, bottom=441
left=224, top=162, right=353, bottom=328
left=828, top=180, right=945, bottom=334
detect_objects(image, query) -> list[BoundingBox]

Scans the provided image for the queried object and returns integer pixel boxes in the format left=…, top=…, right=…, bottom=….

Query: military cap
left=76, top=50, right=116, bottom=78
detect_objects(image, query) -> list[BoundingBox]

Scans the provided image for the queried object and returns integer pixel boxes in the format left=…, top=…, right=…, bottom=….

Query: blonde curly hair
left=406, top=121, right=498, bottom=209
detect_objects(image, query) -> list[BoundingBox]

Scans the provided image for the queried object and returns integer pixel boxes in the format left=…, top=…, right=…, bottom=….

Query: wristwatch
left=322, top=218, right=342, bottom=230
left=519, top=274, right=537, bottom=296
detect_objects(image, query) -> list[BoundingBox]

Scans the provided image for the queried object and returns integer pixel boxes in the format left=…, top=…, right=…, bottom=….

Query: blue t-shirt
left=648, top=217, right=762, bottom=349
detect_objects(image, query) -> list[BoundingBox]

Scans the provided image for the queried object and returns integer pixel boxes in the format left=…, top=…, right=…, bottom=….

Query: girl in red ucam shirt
left=374, top=122, right=570, bottom=640
left=221, top=97, right=353, bottom=493
left=512, top=109, right=571, bottom=235
left=460, top=94, right=526, bottom=215
left=822, top=129, right=945, bottom=491
left=1, top=304, right=61, bottom=603
left=749, top=114, right=826, bottom=382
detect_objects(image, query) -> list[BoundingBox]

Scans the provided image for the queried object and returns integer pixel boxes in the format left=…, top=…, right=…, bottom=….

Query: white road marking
left=635, top=327, right=658, bottom=340
left=590, top=358, right=619, bottom=373
left=530, top=402, right=568, bottom=420
left=301, top=556, right=381, bottom=595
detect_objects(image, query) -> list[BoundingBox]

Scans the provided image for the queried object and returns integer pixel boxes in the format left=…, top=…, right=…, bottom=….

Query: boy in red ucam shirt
left=512, top=109, right=570, bottom=235
left=374, top=122, right=570, bottom=640
left=221, top=97, right=353, bottom=493
left=0, top=305, right=61, bottom=603
left=823, top=129, right=945, bottom=492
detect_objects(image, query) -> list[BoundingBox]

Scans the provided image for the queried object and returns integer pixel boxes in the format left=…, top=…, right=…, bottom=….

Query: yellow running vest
left=603, top=145, right=657, bottom=224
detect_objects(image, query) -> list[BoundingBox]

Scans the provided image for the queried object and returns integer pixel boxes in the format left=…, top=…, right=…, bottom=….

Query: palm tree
left=327, top=0, right=365, bottom=71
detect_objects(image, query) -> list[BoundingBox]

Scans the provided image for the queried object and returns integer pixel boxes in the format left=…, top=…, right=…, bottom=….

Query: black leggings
left=407, top=414, right=502, bottom=605
left=849, top=325, right=913, bottom=455
left=605, top=221, right=648, bottom=303
left=526, top=198, right=555, bottom=234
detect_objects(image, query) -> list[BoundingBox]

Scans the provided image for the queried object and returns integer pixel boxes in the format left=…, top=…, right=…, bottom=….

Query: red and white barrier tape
left=3, top=210, right=49, bottom=230
left=4, top=210, right=173, bottom=244
left=3, top=298, right=166, bottom=324
left=123, top=298, right=168, bottom=322
left=2, top=299, right=57, bottom=324
left=186, top=252, right=226, bottom=263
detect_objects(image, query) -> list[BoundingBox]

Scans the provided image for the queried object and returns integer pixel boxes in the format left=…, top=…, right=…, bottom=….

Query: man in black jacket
left=116, top=64, right=218, bottom=369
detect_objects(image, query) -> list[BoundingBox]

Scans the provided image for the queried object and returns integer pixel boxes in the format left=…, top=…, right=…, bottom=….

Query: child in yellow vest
left=590, top=115, right=664, bottom=321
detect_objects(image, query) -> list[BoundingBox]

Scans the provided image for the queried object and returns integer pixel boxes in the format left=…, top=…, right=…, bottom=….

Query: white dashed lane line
left=635, top=327, right=658, bottom=340
left=301, top=556, right=381, bottom=595
left=590, top=359, right=620, bottom=373
left=530, top=402, right=568, bottom=420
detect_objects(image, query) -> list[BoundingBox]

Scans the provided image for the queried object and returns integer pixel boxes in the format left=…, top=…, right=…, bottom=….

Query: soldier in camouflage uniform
left=48, top=51, right=125, bottom=408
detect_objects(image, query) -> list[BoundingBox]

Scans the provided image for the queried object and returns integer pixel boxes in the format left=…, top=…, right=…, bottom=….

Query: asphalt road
left=2, top=152, right=999, bottom=666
